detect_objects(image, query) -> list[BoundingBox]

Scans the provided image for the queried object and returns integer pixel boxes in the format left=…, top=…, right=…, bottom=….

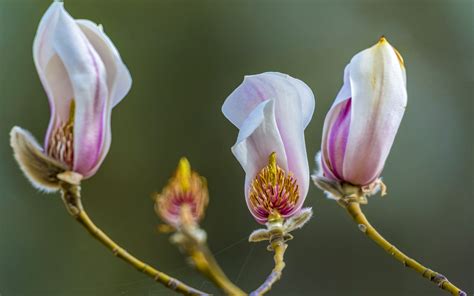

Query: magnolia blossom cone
left=11, top=2, right=131, bottom=190
left=222, top=72, right=315, bottom=224
left=319, top=37, right=407, bottom=187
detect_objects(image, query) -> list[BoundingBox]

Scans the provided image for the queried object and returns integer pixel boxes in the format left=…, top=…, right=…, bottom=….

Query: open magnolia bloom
left=222, top=72, right=315, bottom=226
left=313, top=37, right=407, bottom=201
left=10, top=2, right=131, bottom=191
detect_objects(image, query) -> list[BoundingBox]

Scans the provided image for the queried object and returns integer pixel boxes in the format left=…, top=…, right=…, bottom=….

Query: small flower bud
left=155, top=158, right=209, bottom=229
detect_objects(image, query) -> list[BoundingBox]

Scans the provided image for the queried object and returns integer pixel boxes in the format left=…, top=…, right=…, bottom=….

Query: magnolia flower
left=155, top=158, right=209, bottom=229
left=222, top=72, right=315, bottom=224
left=316, top=37, right=406, bottom=192
left=10, top=2, right=131, bottom=190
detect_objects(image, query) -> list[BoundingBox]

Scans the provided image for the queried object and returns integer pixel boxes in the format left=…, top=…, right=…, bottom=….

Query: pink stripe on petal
left=72, top=39, right=107, bottom=177
left=327, top=98, right=351, bottom=180
left=321, top=153, right=337, bottom=180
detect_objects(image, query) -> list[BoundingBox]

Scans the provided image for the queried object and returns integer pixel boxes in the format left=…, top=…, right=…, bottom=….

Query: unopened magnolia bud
left=316, top=37, right=406, bottom=189
left=155, top=158, right=209, bottom=229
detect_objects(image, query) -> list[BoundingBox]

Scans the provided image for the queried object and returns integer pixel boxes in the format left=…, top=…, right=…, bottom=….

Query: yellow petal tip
left=376, top=36, right=405, bottom=67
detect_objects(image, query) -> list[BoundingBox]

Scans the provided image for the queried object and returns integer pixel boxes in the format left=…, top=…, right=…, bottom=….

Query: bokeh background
left=0, top=0, right=472, bottom=295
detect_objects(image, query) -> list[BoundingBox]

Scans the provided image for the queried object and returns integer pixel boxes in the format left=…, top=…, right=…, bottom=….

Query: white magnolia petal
left=75, top=19, right=132, bottom=177
left=33, top=2, right=70, bottom=146
left=222, top=74, right=272, bottom=128
left=222, top=72, right=314, bottom=128
left=231, top=100, right=288, bottom=221
left=33, top=2, right=61, bottom=71
left=331, top=64, right=352, bottom=108
left=263, top=72, right=315, bottom=127
left=343, top=39, right=407, bottom=184
left=268, top=75, right=312, bottom=203
left=29, top=2, right=131, bottom=179
left=76, top=19, right=132, bottom=107
left=53, top=5, right=109, bottom=177
left=223, top=72, right=314, bottom=206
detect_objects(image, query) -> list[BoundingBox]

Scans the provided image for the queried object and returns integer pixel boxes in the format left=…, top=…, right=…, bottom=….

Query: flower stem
left=250, top=231, right=288, bottom=296
left=59, top=180, right=209, bottom=296
left=188, top=243, right=246, bottom=295
left=342, top=201, right=466, bottom=296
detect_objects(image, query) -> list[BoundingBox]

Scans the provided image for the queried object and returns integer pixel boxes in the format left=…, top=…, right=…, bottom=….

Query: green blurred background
left=0, top=0, right=472, bottom=295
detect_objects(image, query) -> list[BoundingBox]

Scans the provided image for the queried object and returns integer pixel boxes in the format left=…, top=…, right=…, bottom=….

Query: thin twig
left=343, top=201, right=466, bottom=296
left=250, top=234, right=287, bottom=296
left=59, top=180, right=209, bottom=296
left=188, top=243, right=246, bottom=295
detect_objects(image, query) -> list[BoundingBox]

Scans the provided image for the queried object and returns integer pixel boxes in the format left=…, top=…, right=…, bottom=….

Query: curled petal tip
left=376, top=36, right=405, bottom=67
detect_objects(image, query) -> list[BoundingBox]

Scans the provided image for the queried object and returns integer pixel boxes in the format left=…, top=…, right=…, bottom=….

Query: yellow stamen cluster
left=249, top=152, right=299, bottom=221
left=47, top=100, right=75, bottom=167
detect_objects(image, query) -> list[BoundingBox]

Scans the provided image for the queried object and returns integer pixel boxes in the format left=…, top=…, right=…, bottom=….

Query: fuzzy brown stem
left=59, top=181, right=208, bottom=296
left=343, top=201, right=466, bottom=296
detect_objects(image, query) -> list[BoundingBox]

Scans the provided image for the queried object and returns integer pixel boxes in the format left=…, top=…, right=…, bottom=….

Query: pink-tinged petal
left=320, top=66, right=352, bottom=181
left=75, top=20, right=132, bottom=177
left=231, top=100, right=288, bottom=223
left=343, top=38, right=406, bottom=185
left=326, top=98, right=351, bottom=180
left=268, top=77, right=313, bottom=209
left=33, top=2, right=72, bottom=149
left=222, top=72, right=314, bottom=129
left=262, top=72, right=315, bottom=128
left=75, top=20, right=132, bottom=107
left=222, top=74, right=272, bottom=128
left=319, top=38, right=406, bottom=186
left=52, top=5, right=109, bottom=177
left=31, top=2, right=131, bottom=179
